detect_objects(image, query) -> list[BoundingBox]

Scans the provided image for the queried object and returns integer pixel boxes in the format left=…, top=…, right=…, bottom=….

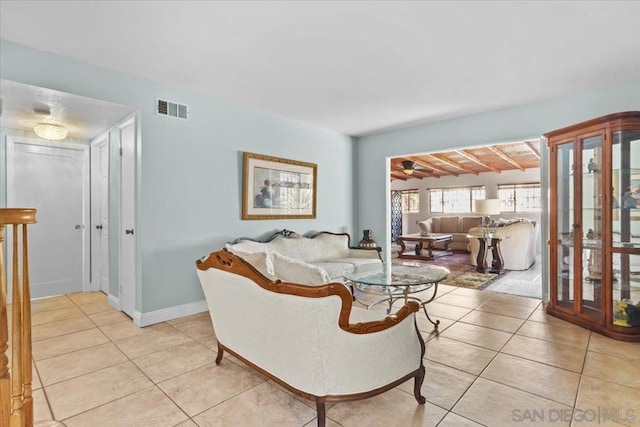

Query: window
left=400, top=189, right=420, bottom=213
left=498, top=183, right=541, bottom=212
left=428, top=186, right=485, bottom=213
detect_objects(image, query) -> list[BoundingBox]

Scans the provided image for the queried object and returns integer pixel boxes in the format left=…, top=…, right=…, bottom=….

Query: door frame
left=90, top=132, right=109, bottom=293
left=6, top=135, right=91, bottom=299
left=118, top=115, right=139, bottom=320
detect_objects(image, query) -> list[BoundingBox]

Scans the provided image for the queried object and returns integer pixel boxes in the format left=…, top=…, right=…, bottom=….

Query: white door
left=119, top=118, right=136, bottom=318
left=90, top=134, right=109, bottom=293
left=6, top=137, right=90, bottom=299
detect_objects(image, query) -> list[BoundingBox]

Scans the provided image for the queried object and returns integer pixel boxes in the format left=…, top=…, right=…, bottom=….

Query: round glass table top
left=343, top=262, right=449, bottom=287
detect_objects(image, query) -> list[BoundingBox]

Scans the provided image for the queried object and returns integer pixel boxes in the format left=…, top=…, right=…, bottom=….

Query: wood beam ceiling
left=524, top=140, right=541, bottom=160
left=429, top=153, right=478, bottom=175
left=489, top=146, right=526, bottom=171
left=455, top=150, right=502, bottom=173
left=406, top=156, right=457, bottom=176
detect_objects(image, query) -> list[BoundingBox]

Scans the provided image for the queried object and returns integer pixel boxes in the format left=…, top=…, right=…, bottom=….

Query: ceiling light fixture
left=33, top=123, right=68, bottom=141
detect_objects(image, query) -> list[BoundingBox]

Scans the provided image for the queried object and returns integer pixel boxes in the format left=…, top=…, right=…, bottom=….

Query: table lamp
left=474, top=199, right=500, bottom=236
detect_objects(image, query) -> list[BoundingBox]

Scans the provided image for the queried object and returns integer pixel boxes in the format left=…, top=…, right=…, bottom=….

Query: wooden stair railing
left=1, top=208, right=37, bottom=427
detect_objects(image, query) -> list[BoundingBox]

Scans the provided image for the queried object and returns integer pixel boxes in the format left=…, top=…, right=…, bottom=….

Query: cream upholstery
left=418, top=216, right=483, bottom=251
left=196, top=250, right=426, bottom=425
left=468, top=219, right=538, bottom=270
left=227, top=231, right=382, bottom=283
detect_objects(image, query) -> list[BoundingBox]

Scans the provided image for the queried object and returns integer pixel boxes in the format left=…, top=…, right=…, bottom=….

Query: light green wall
left=0, top=40, right=355, bottom=313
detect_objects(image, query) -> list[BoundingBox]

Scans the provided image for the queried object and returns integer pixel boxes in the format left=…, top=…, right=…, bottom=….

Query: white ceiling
left=1, top=1, right=639, bottom=136
left=0, top=80, right=136, bottom=141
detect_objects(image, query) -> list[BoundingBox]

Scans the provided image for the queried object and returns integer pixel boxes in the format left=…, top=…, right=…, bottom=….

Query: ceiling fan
left=397, top=160, right=433, bottom=176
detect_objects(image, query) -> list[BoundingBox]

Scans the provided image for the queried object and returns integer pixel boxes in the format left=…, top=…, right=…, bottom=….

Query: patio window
left=429, top=186, right=485, bottom=213
left=498, top=183, right=541, bottom=212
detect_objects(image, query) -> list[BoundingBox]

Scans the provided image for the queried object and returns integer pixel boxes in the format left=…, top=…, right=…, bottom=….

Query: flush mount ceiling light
left=33, top=123, right=68, bottom=141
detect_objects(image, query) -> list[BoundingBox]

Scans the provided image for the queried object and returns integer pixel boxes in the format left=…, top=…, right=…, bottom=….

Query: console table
left=473, top=235, right=504, bottom=274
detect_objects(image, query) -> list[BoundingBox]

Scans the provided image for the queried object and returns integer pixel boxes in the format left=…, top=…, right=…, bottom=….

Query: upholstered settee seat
left=468, top=219, right=538, bottom=271
left=196, top=250, right=426, bottom=426
left=226, top=231, right=382, bottom=284
left=418, top=216, right=483, bottom=251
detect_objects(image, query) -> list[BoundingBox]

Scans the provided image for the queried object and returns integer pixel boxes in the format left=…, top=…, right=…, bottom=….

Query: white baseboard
left=132, top=300, right=209, bottom=327
left=107, top=294, right=120, bottom=310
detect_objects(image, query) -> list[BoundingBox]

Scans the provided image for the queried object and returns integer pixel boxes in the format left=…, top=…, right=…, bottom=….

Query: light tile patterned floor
left=12, top=287, right=640, bottom=426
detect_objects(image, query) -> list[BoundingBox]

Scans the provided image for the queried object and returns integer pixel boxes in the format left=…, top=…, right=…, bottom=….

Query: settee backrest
left=420, top=216, right=483, bottom=234
left=228, top=232, right=351, bottom=263
left=197, top=253, right=344, bottom=395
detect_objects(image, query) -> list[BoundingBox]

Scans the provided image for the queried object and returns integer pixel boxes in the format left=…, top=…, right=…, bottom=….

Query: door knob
left=75, top=224, right=82, bottom=229
left=125, top=229, right=134, bottom=235
left=96, top=224, right=103, bottom=230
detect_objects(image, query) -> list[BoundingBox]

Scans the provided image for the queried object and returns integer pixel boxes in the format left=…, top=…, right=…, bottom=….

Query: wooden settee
left=196, top=249, right=426, bottom=426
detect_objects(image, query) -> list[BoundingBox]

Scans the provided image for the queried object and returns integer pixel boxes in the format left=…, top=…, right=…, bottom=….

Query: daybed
left=226, top=230, right=382, bottom=284
left=417, top=216, right=483, bottom=251
left=468, top=219, right=538, bottom=270
left=196, top=249, right=426, bottom=427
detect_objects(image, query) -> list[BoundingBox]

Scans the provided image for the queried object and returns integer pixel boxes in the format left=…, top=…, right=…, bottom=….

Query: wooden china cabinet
left=545, top=112, right=640, bottom=341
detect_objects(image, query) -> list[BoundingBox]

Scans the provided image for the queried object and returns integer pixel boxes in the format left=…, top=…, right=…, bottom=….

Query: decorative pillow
left=271, top=252, right=330, bottom=285
left=418, top=221, right=430, bottom=235
left=496, top=218, right=510, bottom=227
left=225, top=246, right=275, bottom=279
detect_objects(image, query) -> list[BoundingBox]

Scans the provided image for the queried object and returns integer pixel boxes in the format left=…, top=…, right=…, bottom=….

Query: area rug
left=441, top=271, right=498, bottom=289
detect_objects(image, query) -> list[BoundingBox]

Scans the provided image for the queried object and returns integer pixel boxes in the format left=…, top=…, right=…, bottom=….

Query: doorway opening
left=387, top=138, right=544, bottom=299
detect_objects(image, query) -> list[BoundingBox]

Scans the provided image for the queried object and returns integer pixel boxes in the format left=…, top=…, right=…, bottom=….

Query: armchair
left=196, top=249, right=426, bottom=427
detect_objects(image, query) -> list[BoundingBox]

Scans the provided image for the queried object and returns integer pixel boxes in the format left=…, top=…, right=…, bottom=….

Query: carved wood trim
left=196, top=249, right=416, bottom=334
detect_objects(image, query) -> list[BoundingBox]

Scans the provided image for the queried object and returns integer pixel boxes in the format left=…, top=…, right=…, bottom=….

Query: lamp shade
left=34, top=123, right=68, bottom=141
left=474, top=199, right=500, bottom=215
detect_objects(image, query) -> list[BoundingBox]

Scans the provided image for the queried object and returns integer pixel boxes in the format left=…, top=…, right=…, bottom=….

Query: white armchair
left=196, top=249, right=426, bottom=427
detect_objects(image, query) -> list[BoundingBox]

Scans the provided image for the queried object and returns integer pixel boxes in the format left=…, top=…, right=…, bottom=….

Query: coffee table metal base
left=354, top=282, right=441, bottom=329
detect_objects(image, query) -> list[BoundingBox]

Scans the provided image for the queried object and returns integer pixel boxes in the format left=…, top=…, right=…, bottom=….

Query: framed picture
left=242, top=152, right=317, bottom=220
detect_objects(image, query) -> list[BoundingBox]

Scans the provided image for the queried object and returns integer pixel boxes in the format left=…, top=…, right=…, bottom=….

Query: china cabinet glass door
left=579, top=134, right=604, bottom=321
left=611, top=130, right=640, bottom=327
left=555, top=142, right=575, bottom=310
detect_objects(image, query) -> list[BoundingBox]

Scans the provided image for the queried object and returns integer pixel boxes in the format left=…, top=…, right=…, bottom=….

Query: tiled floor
left=9, top=287, right=640, bottom=426
left=485, top=256, right=543, bottom=299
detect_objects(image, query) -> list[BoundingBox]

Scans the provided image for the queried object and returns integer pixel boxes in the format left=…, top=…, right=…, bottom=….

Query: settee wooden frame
left=196, top=249, right=426, bottom=427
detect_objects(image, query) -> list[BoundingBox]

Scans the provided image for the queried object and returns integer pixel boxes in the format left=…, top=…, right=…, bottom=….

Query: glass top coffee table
left=344, top=263, right=450, bottom=329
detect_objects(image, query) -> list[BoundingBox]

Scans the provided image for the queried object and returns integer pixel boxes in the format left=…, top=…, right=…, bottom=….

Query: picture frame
left=242, top=152, right=317, bottom=220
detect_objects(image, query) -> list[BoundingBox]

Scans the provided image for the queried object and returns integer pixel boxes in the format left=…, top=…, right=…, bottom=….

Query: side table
left=474, top=235, right=504, bottom=274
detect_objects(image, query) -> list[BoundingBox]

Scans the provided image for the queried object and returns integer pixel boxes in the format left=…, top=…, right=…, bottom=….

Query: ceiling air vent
left=156, top=99, right=188, bottom=120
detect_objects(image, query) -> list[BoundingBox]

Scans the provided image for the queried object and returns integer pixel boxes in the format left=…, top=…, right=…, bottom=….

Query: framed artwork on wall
left=242, top=152, right=317, bottom=220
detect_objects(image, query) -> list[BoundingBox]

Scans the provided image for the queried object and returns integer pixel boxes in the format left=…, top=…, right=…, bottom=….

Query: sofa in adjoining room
left=417, top=216, right=483, bottom=251
left=468, top=219, right=538, bottom=270
left=226, top=230, right=382, bottom=284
